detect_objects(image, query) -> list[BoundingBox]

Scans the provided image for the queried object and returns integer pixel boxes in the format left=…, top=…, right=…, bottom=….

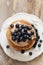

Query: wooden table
left=0, top=0, right=43, bottom=65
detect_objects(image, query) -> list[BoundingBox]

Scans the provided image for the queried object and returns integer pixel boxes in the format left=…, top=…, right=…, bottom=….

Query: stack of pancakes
left=6, top=20, right=36, bottom=51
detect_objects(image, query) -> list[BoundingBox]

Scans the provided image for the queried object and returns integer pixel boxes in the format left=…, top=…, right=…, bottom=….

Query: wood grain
left=0, top=0, right=43, bottom=65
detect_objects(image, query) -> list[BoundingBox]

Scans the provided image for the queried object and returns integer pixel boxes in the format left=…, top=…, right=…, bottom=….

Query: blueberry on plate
left=37, top=35, right=40, bottom=39
left=6, top=45, right=10, bottom=48
left=38, top=44, right=41, bottom=47
left=39, top=40, right=42, bottom=43
left=10, top=24, right=14, bottom=28
left=21, top=50, right=25, bottom=54
left=29, top=52, right=32, bottom=56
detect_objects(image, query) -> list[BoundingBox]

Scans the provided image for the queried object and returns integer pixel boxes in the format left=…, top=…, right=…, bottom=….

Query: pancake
left=6, top=20, right=36, bottom=51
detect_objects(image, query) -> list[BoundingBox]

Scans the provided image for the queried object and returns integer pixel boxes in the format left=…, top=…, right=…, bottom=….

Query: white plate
left=0, top=13, right=43, bottom=62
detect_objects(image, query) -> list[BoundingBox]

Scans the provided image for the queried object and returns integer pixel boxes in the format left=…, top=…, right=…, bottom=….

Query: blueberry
left=23, top=25, right=27, bottom=28
left=21, top=29, right=25, bottom=35
left=33, top=45, right=36, bottom=48
left=14, top=33, right=17, bottom=36
left=11, top=32, right=14, bottom=36
left=10, top=24, right=14, bottom=28
left=38, top=44, right=41, bottom=47
left=16, top=36, right=19, bottom=40
left=21, top=50, right=25, bottom=54
left=14, top=29, right=18, bottom=33
left=22, top=36, right=26, bottom=42
left=33, top=40, right=37, bottom=48
left=6, top=45, right=9, bottom=48
left=18, top=28, right=22, bottom=31
left=18, top=32, right=22, bottom=36
left=36, top=32, right=40, bottom=39
left=24, top=35, right=28, bottom=38
left=16, top=35, right=20, bottom=42
left=14, top=30, right=18, bottom=36
left=25, top=26, right=32, bottom=30
left=31, top=31, right=34, bottom=35
left=24, top=28, right=27, bottom=32
left=20, top=37, right=23, bottom=41
left=37, top=35, right=40, bottom=39
left=39, top=40, right=42, bottom=43
left=26, top=35, right=29, bottom=39
left=27, top=26, right=32, bottom=30
left=15, top=24, right=19, bottom=28
left=33, top=38, right=38, bottom=48
left=19, top=36, right=25, bottom=42
left=35, top=38, right=38, bottom=43
left=27, top=33, right=31, bottom=37
left=35, top=29, right=38, bottom=32
left=12, top=36, right=16, bottom=41
left=26, top=34, right=31, bottom=40
left=29, top=52, right=32, bottom=56
left=17, top=39, right=20, bottom=42
left=21, top=25, right=24, bottom=28
left=28, top=37, right=32, bottom=40
left=24, top=35, right=29, bottom=39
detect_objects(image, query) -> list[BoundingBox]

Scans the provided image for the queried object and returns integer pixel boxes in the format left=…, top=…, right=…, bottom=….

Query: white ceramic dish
left=0, top=13, right=43, bottom=62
